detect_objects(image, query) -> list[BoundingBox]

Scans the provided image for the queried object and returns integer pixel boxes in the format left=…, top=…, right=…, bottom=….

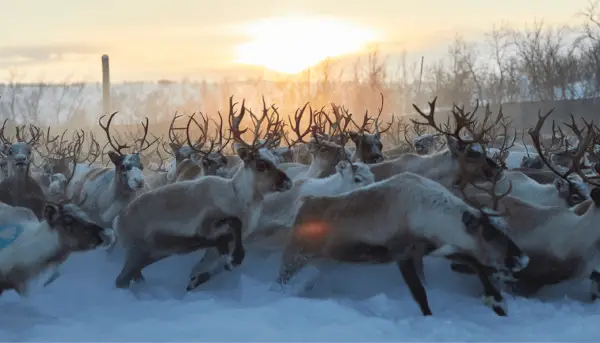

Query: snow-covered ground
left=2, top=247, right=599, bottom=342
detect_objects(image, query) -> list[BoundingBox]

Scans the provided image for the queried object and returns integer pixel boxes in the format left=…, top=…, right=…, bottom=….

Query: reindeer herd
left=1, top=94, right=600, bottom=318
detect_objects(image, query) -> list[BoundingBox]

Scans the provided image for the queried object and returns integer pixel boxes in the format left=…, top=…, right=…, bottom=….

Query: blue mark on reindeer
left=0, top=224, right=24, bottom=249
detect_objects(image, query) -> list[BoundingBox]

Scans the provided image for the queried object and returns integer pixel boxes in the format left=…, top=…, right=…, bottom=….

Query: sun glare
left=234, top=16, right=378, bottom=74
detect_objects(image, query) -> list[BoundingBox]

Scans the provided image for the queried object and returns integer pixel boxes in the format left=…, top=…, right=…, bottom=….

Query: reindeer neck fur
left=228, top=163, right=263, bottom=213
left=297, top=172, right=348, bottom=197
left=370, top=149, right=459, bottom=187
left=304, top=156, right=338, bottom=179
left=0, top=220, right=65, bottom=290
left=111, top=167, right=138, bottom=202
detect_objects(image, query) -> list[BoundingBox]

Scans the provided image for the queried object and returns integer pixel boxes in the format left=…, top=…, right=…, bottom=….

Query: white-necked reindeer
left=0, top=201, right=115, bottom=296
left=112, top=96, right=293, bottom=290
left=0, top=121, right=46, bottom=219
left=67, top=112, right=157, bottom=227
left=274, top=171, right=528, bottom=317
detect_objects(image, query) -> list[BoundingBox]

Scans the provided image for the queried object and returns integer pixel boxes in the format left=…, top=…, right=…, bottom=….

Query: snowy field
left=1, top=246, right=599, bottom=342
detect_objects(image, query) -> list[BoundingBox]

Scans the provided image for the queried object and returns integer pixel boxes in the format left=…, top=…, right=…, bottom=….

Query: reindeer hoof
left=482, top=295, right=507, bottom=316
left=187, top=272, right=211, bottom=291
left=232, top=247, right=245, bottom=266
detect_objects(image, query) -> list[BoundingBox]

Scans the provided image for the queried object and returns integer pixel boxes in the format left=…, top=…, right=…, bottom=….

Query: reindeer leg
left=590, top=270, right=600, bottom=301
left=449, top=255, right=507, bottom=316
left=187, top=249, right=223, bottom=291
left=186, top=234, right=237, bottom=292
left=213, top=217, right=244, bottom=270
left=272, top=246, right=311, bottom=292
left=116, top=248, right=154, bottom=289
left=396, top=259, right=432, bottom=316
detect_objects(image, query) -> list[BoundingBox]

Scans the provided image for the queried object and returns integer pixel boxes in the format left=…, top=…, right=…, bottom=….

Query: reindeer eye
left=354, top=177, right=362, bottom=183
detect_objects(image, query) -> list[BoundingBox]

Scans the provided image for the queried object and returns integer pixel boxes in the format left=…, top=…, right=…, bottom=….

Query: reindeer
left=0, top=121, right=46, bottom=219
left=273, top=171, right=528, bottom=316
left=368, top=99, right=503, bottom=189
left=112, top=96, right=293, bottom=290
left=280, top=104, right=355, bottom=181
left=341, top=94, right=393, bottom=164
left=33, top=130, right=87, bottom=196
left=451, top=110, right=600, bottom=300
left=67, top=112, right=157, bottom=227
left=187, top=130, right=377, bottom=289
left=0, top=201, right=114, bottom=296
left=170, top=111, right=232, bottom=182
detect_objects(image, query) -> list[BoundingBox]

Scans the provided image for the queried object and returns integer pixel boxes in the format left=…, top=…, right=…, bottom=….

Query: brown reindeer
left=0, top=120, right=46, bottom=218
left=0, top=201, right=114, bottom=296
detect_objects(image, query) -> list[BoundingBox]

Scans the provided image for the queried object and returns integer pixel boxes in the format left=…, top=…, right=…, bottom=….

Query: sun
left=234, top=16, right=378, bottom=74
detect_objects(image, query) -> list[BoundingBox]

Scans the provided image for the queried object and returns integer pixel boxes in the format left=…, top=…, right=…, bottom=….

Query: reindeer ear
left=348, top=131, right=360, bottom=144
left=108, top=151, right=123, bottom=166
left=446, top=135, right=461, bottom=156
left=43, top=203, right=61, bottom=226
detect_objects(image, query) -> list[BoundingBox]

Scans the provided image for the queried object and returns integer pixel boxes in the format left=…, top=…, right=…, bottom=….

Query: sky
left=0, top=0, right=592, bottom=82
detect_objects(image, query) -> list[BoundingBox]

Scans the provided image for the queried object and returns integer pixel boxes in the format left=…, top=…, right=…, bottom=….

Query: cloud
left=0, top=44, right=101, bottom=67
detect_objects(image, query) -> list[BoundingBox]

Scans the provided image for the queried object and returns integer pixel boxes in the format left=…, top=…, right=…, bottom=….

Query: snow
left=2, top=247, right=600, bottom=341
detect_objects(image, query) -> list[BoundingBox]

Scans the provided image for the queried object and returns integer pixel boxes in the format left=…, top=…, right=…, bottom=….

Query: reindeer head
left=48, top=173, right=68, bottom=196
left=520, top=155, right=543, bottom=169
left=4, top=142, right=33, bottom=174
left=348, top=132, right=384, bottom=163
left=344, top=94, right=392, bottom=164
left=0, top=121, right=42, bottom=176
left=334, top=160, right=375, bottom=189
left=191, top=151, right=229, bottom=178
left=553, top=175, right=590, bottom=206
left=306, top=134, right=348, bottom=165
left=462, top=210, right=529, bottom=277
left=228, top=96, right=292, bottom=195
left=44, top=202, right=115, bottom=251
left=183, top=108, right=233, bottom=179
left=108, top=151, right=145, bottom=191
left=447, top=136, right=502, bottom=181
left=412, top=134, right=437, bottom=155
left=99, top=112, right=157, bottom=192
left=169, top=143, right=195, bottom=163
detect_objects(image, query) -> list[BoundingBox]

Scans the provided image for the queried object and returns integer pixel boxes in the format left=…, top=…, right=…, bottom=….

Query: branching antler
left=529, top=109, right=600, bottom=187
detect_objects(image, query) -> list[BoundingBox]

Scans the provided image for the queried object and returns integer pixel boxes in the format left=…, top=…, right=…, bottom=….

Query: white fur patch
left=0, top=221, right=61, bottom=275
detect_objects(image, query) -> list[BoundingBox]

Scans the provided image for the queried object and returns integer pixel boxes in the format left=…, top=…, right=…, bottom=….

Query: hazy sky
left=1, top=0, right=591, bottom=82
